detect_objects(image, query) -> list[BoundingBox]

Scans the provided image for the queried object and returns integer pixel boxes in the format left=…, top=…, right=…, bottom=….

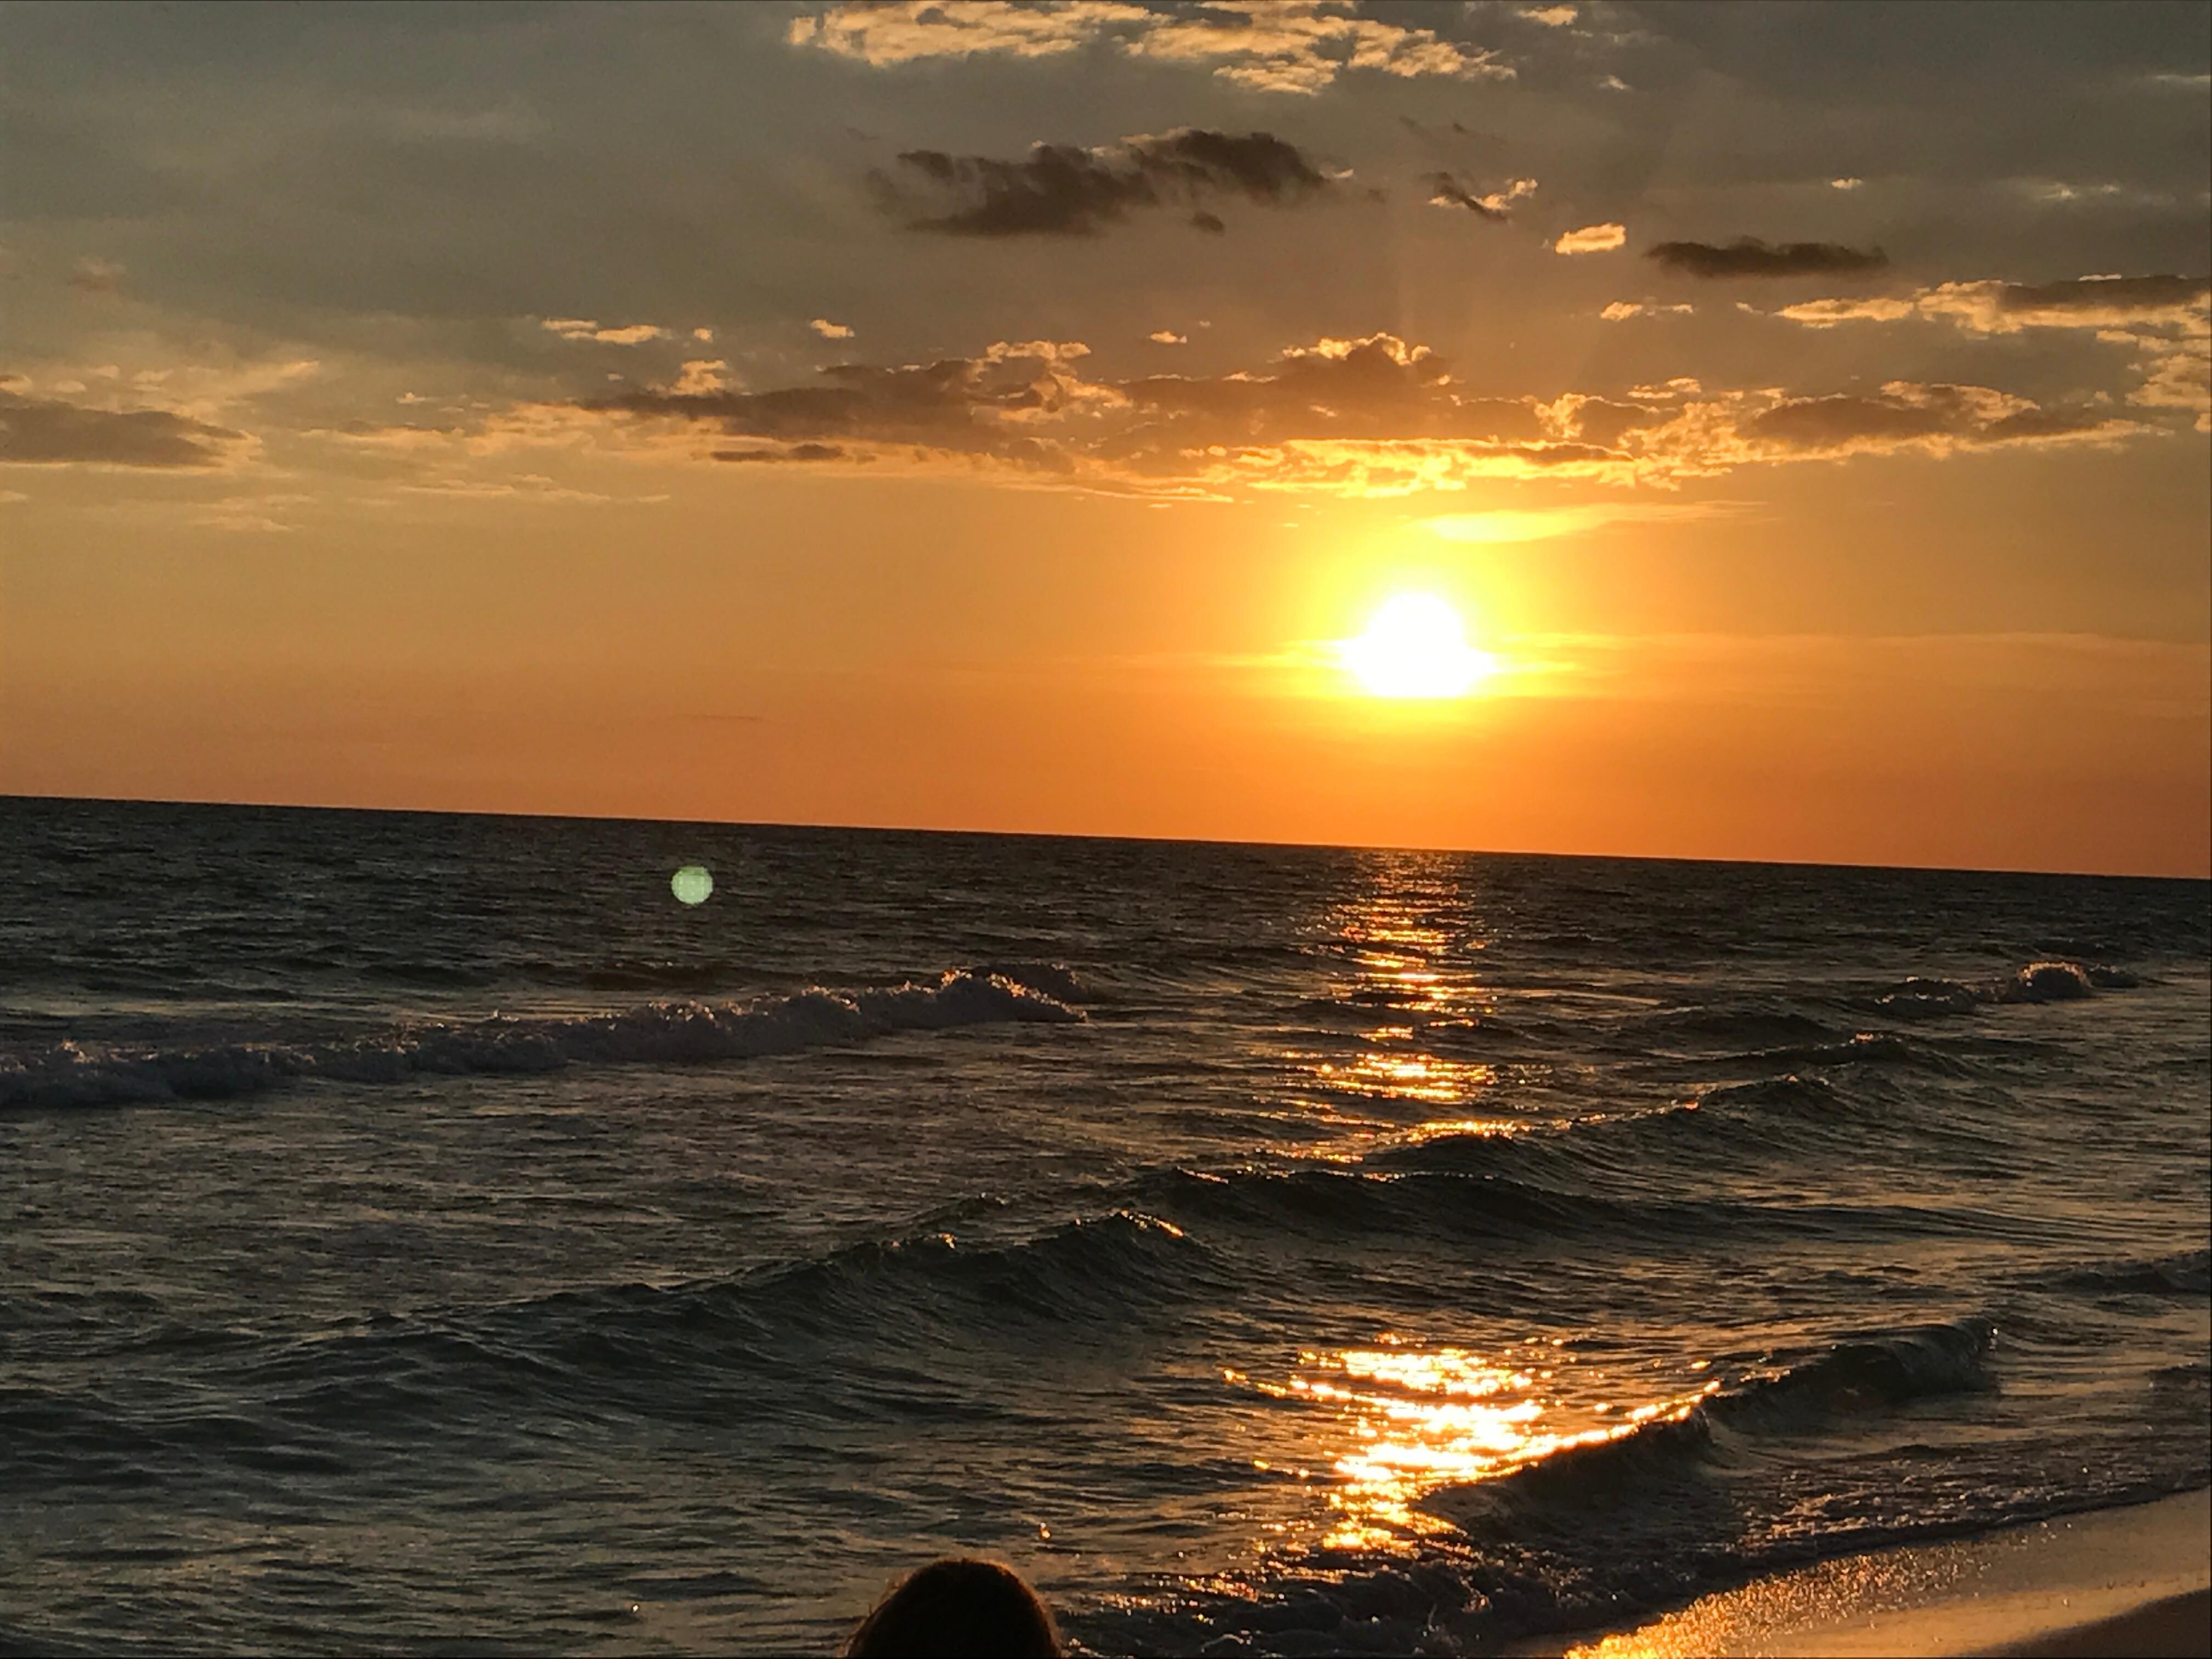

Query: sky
left=3, top=0, right=2208, bottom=876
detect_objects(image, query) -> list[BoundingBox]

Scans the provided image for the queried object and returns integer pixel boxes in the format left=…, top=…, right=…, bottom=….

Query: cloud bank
left=561, top=330, right=2135, bottom=496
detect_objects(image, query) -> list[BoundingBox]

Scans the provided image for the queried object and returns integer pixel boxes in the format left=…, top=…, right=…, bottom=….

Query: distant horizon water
left=8, top=790, right=2207, bottom=884
left=2, top=794, right=2205, bottom=1656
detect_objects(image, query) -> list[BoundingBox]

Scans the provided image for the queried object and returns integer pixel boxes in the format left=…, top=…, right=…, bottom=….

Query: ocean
left=2, top=795, right=2206, bottom=1656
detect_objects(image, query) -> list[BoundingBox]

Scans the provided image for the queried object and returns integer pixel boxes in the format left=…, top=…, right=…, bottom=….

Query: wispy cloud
left=1423, top=501, right=1745, bottom=542
left=1771, top=296, right=1916, bottom=326
left=1767, top=274, right=2209, bottom=334
left=810, top=318, right=856, bottom=340
left=541, top=318, right=671, bottom=345
left=1427, top=173, right=1538, bottom=221
left=1600, top=300, right=1694, bottom=320
left=67, top=256, right=125, bottom=293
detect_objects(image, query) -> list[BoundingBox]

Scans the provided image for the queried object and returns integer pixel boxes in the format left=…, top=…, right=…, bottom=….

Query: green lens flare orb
left=670, top=865, right=714, bottom=906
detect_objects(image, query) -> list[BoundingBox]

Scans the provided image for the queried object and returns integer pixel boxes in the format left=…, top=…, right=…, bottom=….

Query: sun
left=1336, top=593, right=1498, bottom=699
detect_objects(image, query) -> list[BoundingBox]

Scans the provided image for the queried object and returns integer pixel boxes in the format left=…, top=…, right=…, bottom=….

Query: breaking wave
left=0, top=969, right=1081, bottom=1111
left=1877, top=959, right=2138, bottom=1017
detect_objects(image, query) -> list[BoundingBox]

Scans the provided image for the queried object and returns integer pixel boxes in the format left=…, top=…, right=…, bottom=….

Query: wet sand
left=1508, top=1487, right=2210, bottom=1658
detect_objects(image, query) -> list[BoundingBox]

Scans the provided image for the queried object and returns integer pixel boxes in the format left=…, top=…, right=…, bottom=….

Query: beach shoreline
left=1503, top=1486, right=2211, bottom=1658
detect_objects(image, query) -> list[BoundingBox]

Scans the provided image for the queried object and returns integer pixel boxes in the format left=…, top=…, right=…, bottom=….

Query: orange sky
left=3, top=2, right=2208, bottom=874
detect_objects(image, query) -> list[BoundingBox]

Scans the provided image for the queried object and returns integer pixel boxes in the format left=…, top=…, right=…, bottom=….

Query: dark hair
left=843, top=1557, right=1062, bottom=1658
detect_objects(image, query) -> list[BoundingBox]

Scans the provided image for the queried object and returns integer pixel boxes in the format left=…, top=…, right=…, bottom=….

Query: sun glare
left=1338, top=593, right=1498, bottom=699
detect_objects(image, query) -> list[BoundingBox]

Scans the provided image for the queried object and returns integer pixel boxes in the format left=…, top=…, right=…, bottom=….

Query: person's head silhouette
left=844, top=1557, right=1062, bottom=1657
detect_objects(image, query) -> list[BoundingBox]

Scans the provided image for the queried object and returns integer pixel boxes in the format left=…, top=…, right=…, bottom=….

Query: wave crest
left=0, top=969, right=1081, bottom=1111
left=1877, top=959, right=2136, bottom=1018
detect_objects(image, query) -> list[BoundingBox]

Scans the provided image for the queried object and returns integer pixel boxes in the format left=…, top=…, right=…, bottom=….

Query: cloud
left=1771, top=296, right=1917, bottom=326
left=1635, top=380, right=2131, bottom=470
left=558, top=330, right=2142, bottom=496
left=810, top=317, right=856, bottom=339
left=672, top=359, right=729, bottom=395
left=1520, top=5, right=1578, bottom=26
left=191, top=491, right=317, bottom=534
left=0, top=391, right=247, bottom=468
left=1763, top=276, right=2208, bottom=424
left=2130, top=340, right=2211, bottom=431
left=713, top=442, right=848, bottom=463
left=1148, top=330, right=1187, bottom=345
left=541, top=318, right=671, bottom=345
left=788, top=0, right=1511, bottom=95
left=1600, top=300, right=1694, bottom=320
left=67, top=256, right=125, bottom=292
left=1647, top=238, right=1888, bottom=277
left=879, top=128, right=1332, bottom=236
left=1423, top=501, right=1742, bottom=542
left=1427, top=173, right=1537, bottom=221
left=1831, top=178, right=1863, bottom=190
left=577, top=331, right=1609, bottom=495
left=1554, top=223, right=1627, bottom=255
left=1914, top=274, right=2210, bottom=334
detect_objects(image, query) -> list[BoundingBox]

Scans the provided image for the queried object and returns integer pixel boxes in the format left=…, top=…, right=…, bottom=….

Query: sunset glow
left=0, top=2, right=2204, bottom=875
left=1338, top=595, right=1499, bottom=700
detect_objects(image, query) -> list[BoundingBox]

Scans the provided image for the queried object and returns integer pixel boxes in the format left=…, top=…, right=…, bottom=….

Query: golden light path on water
left=1236, top=862, right=1719, bottom=1554
left=1229, top=1343, right=1717, bottom=1552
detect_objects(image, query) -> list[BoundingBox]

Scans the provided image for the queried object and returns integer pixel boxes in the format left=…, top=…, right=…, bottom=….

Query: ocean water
left=2, top=796, right=2206, bottom=1657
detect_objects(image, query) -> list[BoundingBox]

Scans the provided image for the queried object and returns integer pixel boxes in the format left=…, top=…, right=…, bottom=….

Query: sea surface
left=2, top=796, right=2207, bottom=1656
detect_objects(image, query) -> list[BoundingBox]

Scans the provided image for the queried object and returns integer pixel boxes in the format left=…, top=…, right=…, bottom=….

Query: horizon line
left=5, top=789, right=2205, bottom=886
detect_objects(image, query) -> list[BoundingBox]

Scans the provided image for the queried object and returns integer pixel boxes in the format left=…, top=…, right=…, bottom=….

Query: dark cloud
left=0, top=391, right=242, bottom=467
left=1124, top=334, right=1543, bottom=444
left=1994, top=273, right=2211, bottom=314
left=601, top=341, right=1109, bottom=458
left=1647, top=237, right=1889, bottom=277
left=877, top=129, right=1332, bottom=238
left=713, top=442, right=847, bottom=462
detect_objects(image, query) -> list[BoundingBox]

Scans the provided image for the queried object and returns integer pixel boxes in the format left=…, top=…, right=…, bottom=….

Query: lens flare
left=670, top=865, right=714, bottom=906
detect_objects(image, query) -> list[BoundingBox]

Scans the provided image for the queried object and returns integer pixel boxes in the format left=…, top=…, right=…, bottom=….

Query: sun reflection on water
left=1280, top=865, right=1519, bottom=1141
left=1231, top=1339, right=1716, bottom=1552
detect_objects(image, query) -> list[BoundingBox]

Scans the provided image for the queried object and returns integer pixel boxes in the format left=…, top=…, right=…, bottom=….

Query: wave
left=1877, top=959, right=2136, bottom=1018
left=0, top=1210, right=1219, bottom=1460
left=1725, top=1030, right=1960, bottom=1075
left=0, top=969, right=1081, bottom=1111
left=1440, top=1317, right=1996, bottom=1535
left=2038, top=1248, right=2210, bottom=1299
left=1087, top=1318, right=2008, bottom=1656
